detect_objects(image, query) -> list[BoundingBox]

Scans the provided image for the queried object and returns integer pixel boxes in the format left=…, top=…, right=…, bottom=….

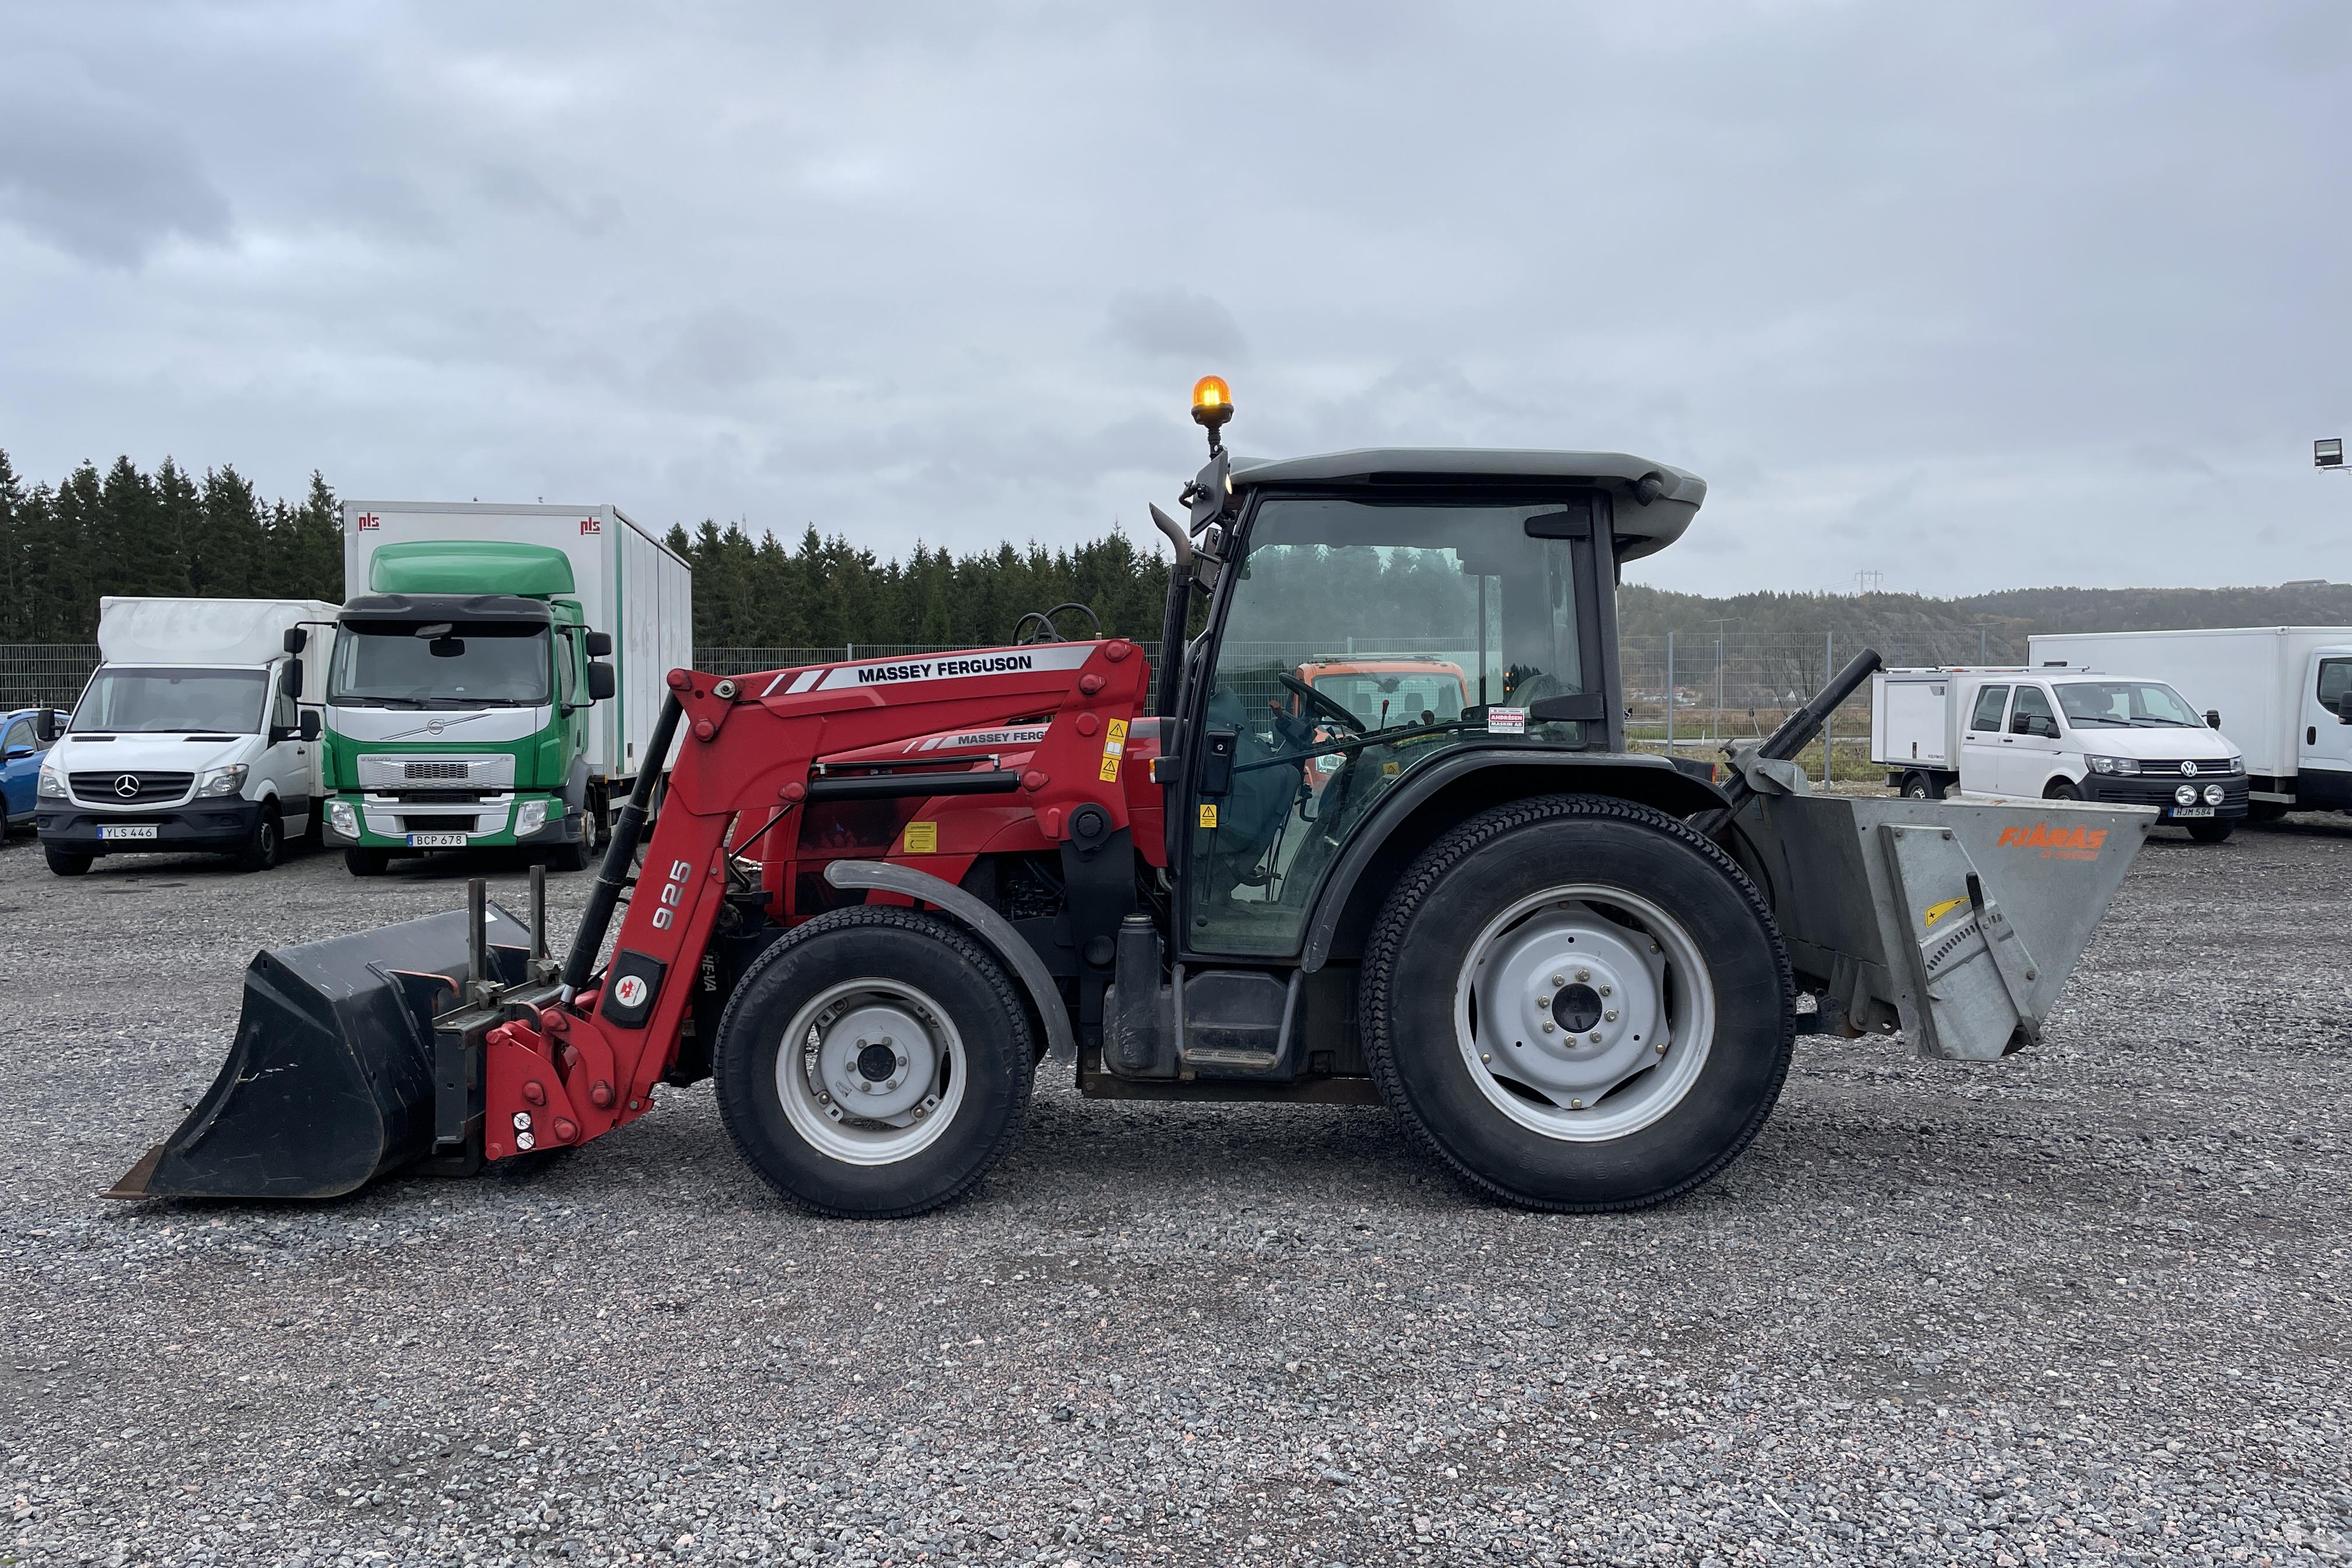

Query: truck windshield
left=330, top=622, right=553, bottom=707
left=72, top=667, right=269, bottom=734
left=2055, top=681, right=2203, bottom=728
left=1310, top=668, right=1468, bottom=728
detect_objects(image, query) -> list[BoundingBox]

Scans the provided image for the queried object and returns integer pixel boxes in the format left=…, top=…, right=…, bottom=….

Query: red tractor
left=116, top=380, right=2153, bottom=1216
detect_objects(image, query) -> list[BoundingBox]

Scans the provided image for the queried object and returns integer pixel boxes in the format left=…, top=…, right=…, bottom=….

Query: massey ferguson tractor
left=112, top=380, right=2155, bottom=1216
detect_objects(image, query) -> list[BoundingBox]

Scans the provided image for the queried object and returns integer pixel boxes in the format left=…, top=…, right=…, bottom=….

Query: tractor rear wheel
left=1362, top=794, right=1793, bottom=1212
left=713, top=907, right=1034, bottom=1218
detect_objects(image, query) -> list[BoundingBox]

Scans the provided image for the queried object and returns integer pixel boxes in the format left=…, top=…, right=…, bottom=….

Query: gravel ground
left=2, top=817, right=2348, bottom=1568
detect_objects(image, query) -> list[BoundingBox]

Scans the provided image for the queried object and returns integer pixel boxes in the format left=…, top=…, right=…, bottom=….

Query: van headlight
left=327, top=800, right=358, bottom=837
left=196, top=764, right=249, bottom=797
left=514, top=800, right=549, bottom=838
left=2225, top=755, right=2244, bottom=774
left=2086, top=755, right=2140, bottom=776
left=37, top=761, right=65, bottom=799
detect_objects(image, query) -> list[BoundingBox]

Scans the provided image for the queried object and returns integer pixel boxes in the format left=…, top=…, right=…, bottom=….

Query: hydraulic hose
left=561, top=692, right=684, bottom=998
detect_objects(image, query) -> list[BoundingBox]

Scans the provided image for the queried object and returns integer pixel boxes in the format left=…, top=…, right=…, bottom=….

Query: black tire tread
left=1359, top=793, right=1794, bottom=1214
left=711, top=905, right=1034, bottom=1220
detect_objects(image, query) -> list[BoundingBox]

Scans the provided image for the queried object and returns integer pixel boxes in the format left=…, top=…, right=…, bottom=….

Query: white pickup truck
left=1872, top=664, right=2248, bottom=841
left=35, top=597, right=338, bottom=875
left=2029, top=628, right=2352, bottom=821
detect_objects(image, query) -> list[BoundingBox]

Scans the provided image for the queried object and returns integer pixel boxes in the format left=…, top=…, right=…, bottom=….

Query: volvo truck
left=326, top=503, right=692, bottom=875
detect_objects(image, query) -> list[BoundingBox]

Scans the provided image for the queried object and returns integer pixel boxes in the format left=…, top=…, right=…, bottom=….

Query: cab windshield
left=1191, top=493, right=1595, bottom=957
left=330, top=621, right=553, bottom=708
left=2054, top=680, right=2202, bottom=729
left=72, top=667, right=268, bottom=734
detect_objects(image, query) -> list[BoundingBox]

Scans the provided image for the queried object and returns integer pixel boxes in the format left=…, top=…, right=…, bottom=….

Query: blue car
left=2, top=707, right=64, bottom=834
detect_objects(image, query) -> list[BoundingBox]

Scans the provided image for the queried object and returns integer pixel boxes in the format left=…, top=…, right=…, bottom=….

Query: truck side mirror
left=284, top=660, right=303, bottom=699
left=586, top=662, right=617, bottom=702
left=2337, top=694, right=2352, bottom=724
left=283, top=627, right=307, bottom=655
left=34, top=708, right=60, bottom=743
left=300, top=711, right=321, bottom=742
left=584, top=630, right=613, bottom=658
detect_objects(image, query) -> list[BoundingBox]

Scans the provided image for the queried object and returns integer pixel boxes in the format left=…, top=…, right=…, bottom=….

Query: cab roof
left=1228, top=447, right=1706, bottom=564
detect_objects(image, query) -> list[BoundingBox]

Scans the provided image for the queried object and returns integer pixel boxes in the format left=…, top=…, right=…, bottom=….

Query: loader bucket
left=1732, top=793, right=2155, bottom=1060
left=108, top=904, right=533, bottom=1201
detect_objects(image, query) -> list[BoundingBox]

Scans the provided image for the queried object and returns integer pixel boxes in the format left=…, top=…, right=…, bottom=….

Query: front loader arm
left=479, top=638, right=1151, bottom=1163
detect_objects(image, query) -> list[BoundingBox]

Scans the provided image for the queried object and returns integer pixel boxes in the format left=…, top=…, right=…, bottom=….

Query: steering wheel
left=1278, top=671, right=1366, bottom=732
left=1012, top=602, right=1104, bottom=645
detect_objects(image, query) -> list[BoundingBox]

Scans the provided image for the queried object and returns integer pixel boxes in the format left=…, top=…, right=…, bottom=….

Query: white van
left=2029, top=628, right=2352, bottom=821
left=1872, top=666, right=2247, bottom=841
left=35, top=598, right=338, bottom=875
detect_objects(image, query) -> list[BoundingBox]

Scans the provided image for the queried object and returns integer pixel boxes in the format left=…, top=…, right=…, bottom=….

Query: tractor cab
left=1161, top=421, right=1706, bottom=959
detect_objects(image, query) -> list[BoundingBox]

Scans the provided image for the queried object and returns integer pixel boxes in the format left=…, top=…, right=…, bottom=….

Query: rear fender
left=1301, top=750, right=1729, bottom=971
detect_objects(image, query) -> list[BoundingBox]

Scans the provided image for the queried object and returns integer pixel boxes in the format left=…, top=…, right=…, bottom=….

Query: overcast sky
left=1, top=1, right=2345, bottom=597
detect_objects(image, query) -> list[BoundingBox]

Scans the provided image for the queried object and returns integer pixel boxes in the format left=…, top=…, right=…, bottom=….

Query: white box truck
left=326, top=502, right=692, bottom=874
left=35, top=597, right=339, bottom=874
left=2029, top=628, right=2352, bottom=820
left=1871, top=663, right=2248, bottom=840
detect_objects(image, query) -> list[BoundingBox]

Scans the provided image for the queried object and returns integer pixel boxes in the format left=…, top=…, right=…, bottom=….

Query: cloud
left=0, top=63, right=232, bottom=266
left=1105, top=286, right=1247, bottom=362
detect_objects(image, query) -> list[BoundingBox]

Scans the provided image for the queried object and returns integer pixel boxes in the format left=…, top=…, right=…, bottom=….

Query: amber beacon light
left=1191, top=375, right=1233, bottom=432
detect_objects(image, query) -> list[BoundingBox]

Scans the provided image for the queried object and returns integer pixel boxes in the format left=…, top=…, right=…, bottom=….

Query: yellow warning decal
left=1382, top=761, right=1401, bottom=777
left=903, top=820, right=938, bottom=854
left=1198, top=803, right=1218, bottom=829
left=1922, top=894, right=1968, bottom=929
left=1098, top=717, right=1129, bottom=782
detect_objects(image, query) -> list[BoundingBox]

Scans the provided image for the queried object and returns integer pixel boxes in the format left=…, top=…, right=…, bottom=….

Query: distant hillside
left=1618, top=580, right=2352, bottom=664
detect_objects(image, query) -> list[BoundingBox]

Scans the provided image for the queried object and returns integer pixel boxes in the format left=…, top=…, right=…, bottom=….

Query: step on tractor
left=113, top=381, right=2157, bottom=1216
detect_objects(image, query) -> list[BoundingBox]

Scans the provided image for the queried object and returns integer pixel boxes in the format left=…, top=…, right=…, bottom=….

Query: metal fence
left=2, top=629, right=2017, bottom=784
left=0, top=645, right=100, bottom=711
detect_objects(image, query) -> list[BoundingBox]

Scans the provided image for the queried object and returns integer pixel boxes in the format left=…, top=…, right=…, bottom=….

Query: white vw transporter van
left=1872, top=666, right=2248, bottom=841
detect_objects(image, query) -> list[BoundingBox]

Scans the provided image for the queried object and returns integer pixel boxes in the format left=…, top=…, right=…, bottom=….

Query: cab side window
left=2010, top=685, right=2057, bottom=737
left=1969, top=685, right=2010, bottom=732
left=272, top=685, right=298, bottom=734
left=2317, top=659, right=2352, bottom=712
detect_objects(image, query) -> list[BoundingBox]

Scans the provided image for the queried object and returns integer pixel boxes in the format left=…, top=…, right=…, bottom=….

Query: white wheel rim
left=1452, top=884, right=1715, bottom=1143
left=775, top=977, right=966, bottom=1165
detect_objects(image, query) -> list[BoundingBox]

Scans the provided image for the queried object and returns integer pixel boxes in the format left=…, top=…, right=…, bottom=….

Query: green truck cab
left=321, top=540, right=618, bottom=875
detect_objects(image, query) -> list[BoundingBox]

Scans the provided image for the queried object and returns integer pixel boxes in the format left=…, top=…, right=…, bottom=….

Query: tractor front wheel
left=1362, top=794, right=1794, bottom=1212
left=713, top=907, right=1034, bottom=1218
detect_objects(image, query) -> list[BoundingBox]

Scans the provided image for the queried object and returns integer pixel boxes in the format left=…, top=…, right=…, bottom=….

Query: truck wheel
left=345, top=848, right=390, bottom=877
left=1361, top=794, right=1794, bottom=1212
left=2246, top=802, right=2286, bottom=824
left=235, top=805, right=282, bottom=873
left=546, top=804, right=600, bottom=873
left=712, top=907, right=1034, bottom=1218
left=44, top=846, right=93, bottom=877
left=2187, top=819, right=2236, bottom=844
left=1899, top=772, right=1943, bottom=800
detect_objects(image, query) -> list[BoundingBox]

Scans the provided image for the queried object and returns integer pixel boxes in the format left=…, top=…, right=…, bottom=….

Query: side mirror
left=586, top=662, right=616, bottom=702
left=2206, top=709, right=2222, bottom=729
left=33, top=708, right=60, bottom=743
left=300, top=710, right=321, bottom=742
left=2, top=746, right=30, bottom=761
left=2336, top=694, right=2352, bottom=724
left=284, top=660, right=303, bottom=699
left=283, top=627, right=307, bottom=655
left=584, top=630, right=613, bottom=658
